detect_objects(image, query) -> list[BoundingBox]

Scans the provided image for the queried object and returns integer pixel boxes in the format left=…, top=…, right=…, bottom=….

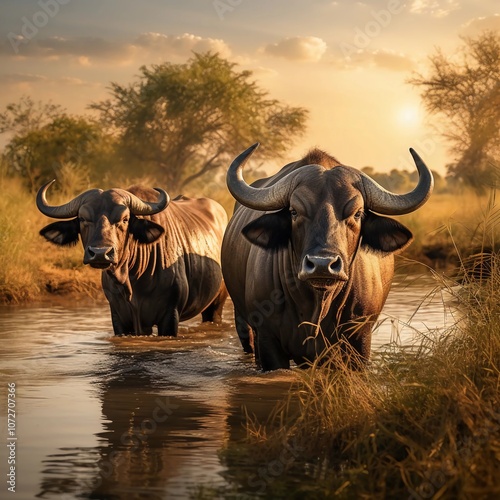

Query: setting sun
left=396, top=104, right=422, bottom=127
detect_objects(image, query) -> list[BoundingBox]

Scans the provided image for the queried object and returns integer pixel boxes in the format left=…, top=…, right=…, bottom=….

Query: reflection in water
left=0, top=274, right=455, bottom=499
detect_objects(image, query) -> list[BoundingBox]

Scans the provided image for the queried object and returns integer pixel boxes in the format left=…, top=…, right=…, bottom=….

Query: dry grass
left=215, top=195, right=500, bottom=499
left=230, top=301, right=500, bottom=497
left=0, top=173, right=102, bottom=304
left=400, top=189, right=500, bottom=266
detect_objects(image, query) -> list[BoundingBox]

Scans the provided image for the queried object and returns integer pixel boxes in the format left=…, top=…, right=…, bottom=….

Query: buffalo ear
left=40, top=219, right=80, bottom=246
left=242, top=209, right=291, bottom=250
left=361, top=212, right=413, bottom=253
left=129, top=217, right=165, bottom=244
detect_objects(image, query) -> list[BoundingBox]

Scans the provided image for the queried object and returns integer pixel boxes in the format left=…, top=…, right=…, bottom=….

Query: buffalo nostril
left=299, top=254, right=347, bottom=283
left=329, top=256, right=342, bottom=273
left=304, top=256, right=315, bottom=271
left=301, top=254, right=343, bottom=277
left=87, top=246, right=114, bottom=262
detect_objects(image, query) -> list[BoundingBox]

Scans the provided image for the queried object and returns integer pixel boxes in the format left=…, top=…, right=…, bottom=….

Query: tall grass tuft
left=0, top=163, right=102, bottom=304
left=0, top=174, right=46, bottom=302
left=232, top=195, right=500, bottom=499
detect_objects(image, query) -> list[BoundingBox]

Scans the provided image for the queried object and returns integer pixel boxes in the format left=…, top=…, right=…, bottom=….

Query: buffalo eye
left=290, top=208, right=298, bottom=221
left=353, top=209, right=364, bottom=221
left=114, top=216, right=129, bottom=227
left=78, top=216, right=89, bottom=226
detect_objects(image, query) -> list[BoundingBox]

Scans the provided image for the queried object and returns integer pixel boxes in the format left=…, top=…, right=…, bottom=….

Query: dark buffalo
left=222, top=144, right=433, bottom=371
left=37, top=182, right=228, bottom=335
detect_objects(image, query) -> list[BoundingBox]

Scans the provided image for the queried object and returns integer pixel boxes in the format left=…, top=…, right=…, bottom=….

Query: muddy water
left=0, top=274, right=455, bottom=499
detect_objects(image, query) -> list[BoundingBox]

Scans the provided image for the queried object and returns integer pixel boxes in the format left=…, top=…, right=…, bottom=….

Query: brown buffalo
left=37, top=182, right=227, bottom=335
left=222, top=144, right=433, bottom=371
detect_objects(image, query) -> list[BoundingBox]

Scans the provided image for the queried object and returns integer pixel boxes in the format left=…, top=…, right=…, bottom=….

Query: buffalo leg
left=201, top=284, right=228, bottom=323
left=110, top=309, right=133, bottom=335
left=338, top=320, right=373, bottom=368
left=234, top=309, right=254, bottom=354
left=346, top=325, right=372, bottom=368
left=157, top=308, right=179, bottom=337
left=258, top=331, right=290, bottom=371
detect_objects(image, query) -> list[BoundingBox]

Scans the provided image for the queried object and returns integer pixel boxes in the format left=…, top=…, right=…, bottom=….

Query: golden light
left=396, top=105, right=421, bottom=128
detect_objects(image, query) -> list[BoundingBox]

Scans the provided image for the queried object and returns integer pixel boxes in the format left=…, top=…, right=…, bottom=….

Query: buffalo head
left=227, top=143, right=433, bottom=291
left=36, top=181, right=170, bottom=269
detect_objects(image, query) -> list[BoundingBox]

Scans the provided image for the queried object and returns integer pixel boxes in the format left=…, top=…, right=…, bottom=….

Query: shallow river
left=0, top=273, right=455, bottom=499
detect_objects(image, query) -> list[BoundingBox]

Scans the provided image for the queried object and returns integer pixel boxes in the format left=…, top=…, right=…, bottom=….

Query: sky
left=0, top=0, right=499, bottom=175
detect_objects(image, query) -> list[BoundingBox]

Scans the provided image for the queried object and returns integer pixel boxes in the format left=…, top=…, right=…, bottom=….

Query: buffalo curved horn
left=36, top=180, right=103, bottom=219
left=226, top=143, right=311, bottom=211
left=114, top=188, right=170, bottom=215
left=228, top=145, right=433, bottom=215
left=358, top=148, right=434, bottom=215
left=36, top=181, right=170, bottom=219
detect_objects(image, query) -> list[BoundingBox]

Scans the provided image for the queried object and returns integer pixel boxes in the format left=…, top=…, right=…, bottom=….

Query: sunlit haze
left=1, top=0, right=499, bottom=175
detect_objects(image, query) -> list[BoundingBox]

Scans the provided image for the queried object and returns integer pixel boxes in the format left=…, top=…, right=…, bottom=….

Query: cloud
left=409, top=0, right=460, bottom=18
left=0, top=73, right=48, bottom=84
left=0, top=35, right=134, bottom=62
left=0, top=72, right=100, bottom=88
left=263, top=36, right=327, bottom=62
left=0, top=32, right=231, bottom=65
left=461, top=14, right=500, bottom=36
left=59, top=76, right=98, bottom=87
left=77, top=56, right=91, bottom=66
left=334, top=49, right=415, bottom=72
left=250, top=66, right=279, bottom=79
left=133, top=32, right=231, bottom=59
left=370, top=50, right=415, bottom=72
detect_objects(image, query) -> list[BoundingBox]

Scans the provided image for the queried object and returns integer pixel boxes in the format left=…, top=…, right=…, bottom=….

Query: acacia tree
left=90, top=52, right=308, bottom=193
left=409, top=31, right=500, bottom=192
